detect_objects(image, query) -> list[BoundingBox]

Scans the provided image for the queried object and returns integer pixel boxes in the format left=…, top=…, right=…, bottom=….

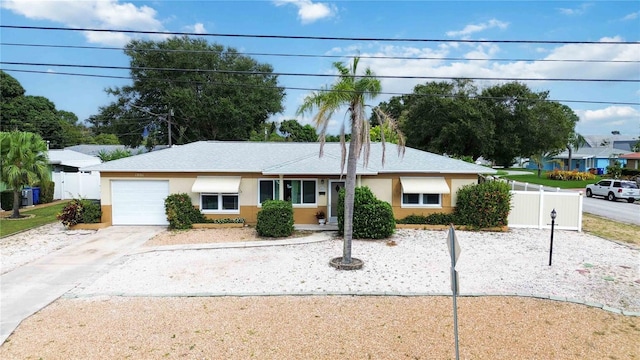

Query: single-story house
left=66, top=144, right=168, bottom=157
left=528, top=146, right=632, bottom=173
left=81, top=141, right=496, bottom=226
left=620, top=152, right=640, bottom=170
left=48, top=149, right=102, bottom=172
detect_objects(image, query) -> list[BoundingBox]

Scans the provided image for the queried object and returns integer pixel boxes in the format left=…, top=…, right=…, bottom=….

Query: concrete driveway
left=0, top=226, right=164, bottom=344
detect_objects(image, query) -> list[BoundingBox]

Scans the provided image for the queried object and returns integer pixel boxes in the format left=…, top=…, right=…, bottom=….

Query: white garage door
left=111, top=180, right=169, bottom=225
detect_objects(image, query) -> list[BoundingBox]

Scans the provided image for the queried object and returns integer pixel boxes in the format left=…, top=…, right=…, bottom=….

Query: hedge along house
left=81, top=141, right=495, bottom=226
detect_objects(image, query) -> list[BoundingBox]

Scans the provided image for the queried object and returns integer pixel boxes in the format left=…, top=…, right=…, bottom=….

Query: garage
left=111, top=180, right=169, bottom=225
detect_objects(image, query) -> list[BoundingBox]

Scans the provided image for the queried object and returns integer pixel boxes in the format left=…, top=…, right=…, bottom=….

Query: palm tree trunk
left=11, top=189, right=21, bottom=218
left=342, top=137, right=359, bottom=264
left=342, top=105, right=363, bottom=264
left=567, top=147, right=573, bottom=171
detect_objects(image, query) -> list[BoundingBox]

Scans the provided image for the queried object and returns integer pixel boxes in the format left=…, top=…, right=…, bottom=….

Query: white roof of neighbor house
left=81, top=141, right=496, bottom=175
left=554, top=146, right=633, bottom=160
left=48, top=149, right=102, bottom=169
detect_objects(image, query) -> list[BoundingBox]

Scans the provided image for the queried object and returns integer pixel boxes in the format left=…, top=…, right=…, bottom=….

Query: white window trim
left=401, top=193, right=443, bottom=208
left=200, top=193, right=240, bottom=214
left=258, top=178, right=318, bottom=207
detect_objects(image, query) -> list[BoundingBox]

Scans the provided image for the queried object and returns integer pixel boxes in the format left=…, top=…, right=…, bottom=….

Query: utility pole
left=167, top=109, right=174, bottom=146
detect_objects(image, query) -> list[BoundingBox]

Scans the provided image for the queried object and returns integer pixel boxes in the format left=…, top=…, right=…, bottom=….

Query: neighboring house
left=81, top=141, right=496, bottom=226
left=583, top=134, right=639, bottom=151
left=48, top=149, right=102, bottom=172
left=620, top=153, right=640, bottom=170
left=47, top=149, right=103, bottom=200
left=66, top=144, right=168, bottom=157
left=528, top=146, right=633, bottom=173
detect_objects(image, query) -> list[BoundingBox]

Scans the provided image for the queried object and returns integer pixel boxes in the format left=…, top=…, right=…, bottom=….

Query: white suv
left=586, top=180, right=640, bottom=203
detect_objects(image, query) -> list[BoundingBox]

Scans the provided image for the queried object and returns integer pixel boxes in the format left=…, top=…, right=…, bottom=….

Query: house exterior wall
left=624, top=159, right=639, bottom=169
left=97, top=171, right=479, bottom=225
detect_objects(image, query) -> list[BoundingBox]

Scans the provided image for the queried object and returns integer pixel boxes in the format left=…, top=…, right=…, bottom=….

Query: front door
left=328, top=180, right=345, bottom=223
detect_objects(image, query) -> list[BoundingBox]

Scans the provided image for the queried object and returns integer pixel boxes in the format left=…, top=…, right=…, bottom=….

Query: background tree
left=0, top=131, right=50, bottom=218
left=298, top=57, right=404, bottom=268
left=566, top=131, right=587, bottom=171
left=249, top=122, right=284, bottom=141
left=279, top=119, right=317, bottom=142
left=401, top=79, right=493, bottom=159
left=0, top=71, right=88, bottom=148
left=479, top=82, right=577, bottom=167
left=96, top=148, right=134, bottom=162
left=91, top=36, right=285, bottom=147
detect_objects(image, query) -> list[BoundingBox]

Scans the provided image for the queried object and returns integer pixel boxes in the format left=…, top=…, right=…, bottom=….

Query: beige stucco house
left=81, top=141, right=495, bottom=225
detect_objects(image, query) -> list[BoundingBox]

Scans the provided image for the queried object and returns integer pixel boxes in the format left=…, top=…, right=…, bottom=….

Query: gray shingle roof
left=81, top=141, right=495, bottom=175
left=554, top=146, right=632, bottom=159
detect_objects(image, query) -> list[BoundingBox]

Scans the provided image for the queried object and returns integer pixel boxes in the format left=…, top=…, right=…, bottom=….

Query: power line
left=2, top=42, right=638, bottom=64
left=2, top=25, right=639, bottom=45
left=3, top=61, right=637, bottom=83
left=4, top=68, right=638, bottom=106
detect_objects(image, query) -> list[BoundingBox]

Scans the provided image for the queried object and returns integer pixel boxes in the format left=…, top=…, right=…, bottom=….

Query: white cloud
left=445, top=19, right=509, bottom=38
left=273, top=0, right=336, bottom=24
left=622, top=11, right=639, bottom=21
left=558, top=3, right=593, bottom=16
left=185, top=22, right=207, bottom=34
left=1, top=0, right=165, bottom=46
left=576, top=106, right=639, bottom=123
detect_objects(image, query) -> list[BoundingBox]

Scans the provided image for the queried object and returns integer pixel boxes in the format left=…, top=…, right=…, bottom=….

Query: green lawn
left=501, top=172, right=602, bottom=189
left=0, top=202, right=68, bottom=238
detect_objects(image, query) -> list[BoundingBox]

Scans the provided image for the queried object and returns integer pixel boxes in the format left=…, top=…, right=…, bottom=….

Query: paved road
left=0, top=226, right=164, bottom=344
left=583, top=196, right=640, bottom=225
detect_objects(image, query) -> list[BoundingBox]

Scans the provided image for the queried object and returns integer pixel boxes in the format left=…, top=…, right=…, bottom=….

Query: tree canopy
left=90, top=36, right=285, bottom=147
left=0, top=71, right=92, bottom=148
left=378, top=79, right=579, bottom=166
left=279, top=119, right=317, bottom=142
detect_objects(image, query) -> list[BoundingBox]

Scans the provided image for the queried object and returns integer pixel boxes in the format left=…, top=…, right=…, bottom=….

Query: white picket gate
left=52, top=171, right=101, bottom=200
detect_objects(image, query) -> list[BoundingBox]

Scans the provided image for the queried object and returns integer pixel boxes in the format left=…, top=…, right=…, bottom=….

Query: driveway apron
left=0, top=226, right=164, bottom=344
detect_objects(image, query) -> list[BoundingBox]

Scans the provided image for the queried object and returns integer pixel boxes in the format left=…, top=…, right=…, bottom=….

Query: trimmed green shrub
left=80, top=200, right=102, bottom=223
left=454, top=181, right=511, bottom=229
left=338, top=186, right=395, bottom=239
left=164, top=193, right=205, bottom=229
left=1, top=190, right=14, bottom=211
left=37, top=180, right=55, bottom=204
left=57, top=199, right=102, bottom=226
left=256, top=200, right=294, bottom=237
left=397, top=212, right=457, bottom=225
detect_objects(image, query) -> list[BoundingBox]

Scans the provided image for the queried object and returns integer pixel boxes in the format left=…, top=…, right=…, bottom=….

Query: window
left=259, top=180, right=280, bottom=203
left=201, top=193, right=239, bottom=213
left=259, top=179, right=316, bottom=205
left=402, top=193, right=441, bottom=206
left=400, top=177, right=448, bottom=208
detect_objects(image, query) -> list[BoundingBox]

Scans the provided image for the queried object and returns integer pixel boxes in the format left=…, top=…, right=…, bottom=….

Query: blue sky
left=1, top=0, right=639, bottom=138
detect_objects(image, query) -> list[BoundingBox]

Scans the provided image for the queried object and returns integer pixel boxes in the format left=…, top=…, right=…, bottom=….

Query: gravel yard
left=1, top=226, right=639, bottom=359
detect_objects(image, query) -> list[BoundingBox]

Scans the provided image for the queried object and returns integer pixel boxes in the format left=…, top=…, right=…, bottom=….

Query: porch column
left=278, top=174, right=284, bottom=200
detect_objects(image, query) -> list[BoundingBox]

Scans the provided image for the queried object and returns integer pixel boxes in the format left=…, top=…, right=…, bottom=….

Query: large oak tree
left=90, top=37, right=285, bottom=147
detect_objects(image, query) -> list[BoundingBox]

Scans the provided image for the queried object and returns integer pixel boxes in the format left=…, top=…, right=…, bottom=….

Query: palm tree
left=0, top=131, right=50, bottom=218
left=297, top=57, right=404, bottom=268
left=566, top=132, right=587, bottom=171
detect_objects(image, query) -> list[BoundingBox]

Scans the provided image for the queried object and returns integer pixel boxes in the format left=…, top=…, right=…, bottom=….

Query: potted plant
left=315, top=210, right=326, bottom=225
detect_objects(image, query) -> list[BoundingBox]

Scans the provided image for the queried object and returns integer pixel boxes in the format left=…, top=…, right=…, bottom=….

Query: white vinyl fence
left=508, top=190, right=583, bottom=231
left=52, top=171, right=101, bottom=200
